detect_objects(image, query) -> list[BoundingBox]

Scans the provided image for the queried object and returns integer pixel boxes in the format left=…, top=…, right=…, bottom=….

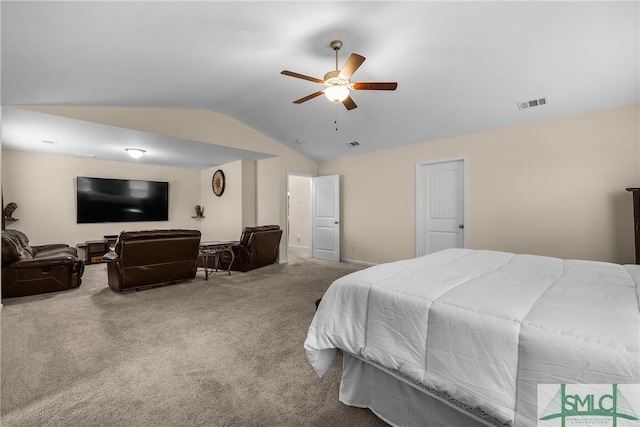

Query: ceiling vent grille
left=518, top=97, right=548, bottom=110
left=346, top=141, right=360, bottom=147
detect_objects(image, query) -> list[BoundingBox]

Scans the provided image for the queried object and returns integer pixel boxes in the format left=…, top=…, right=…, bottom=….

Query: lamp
left=324, top=85, right=350, bottom=103
left=125, top=148, right=146, bottom=159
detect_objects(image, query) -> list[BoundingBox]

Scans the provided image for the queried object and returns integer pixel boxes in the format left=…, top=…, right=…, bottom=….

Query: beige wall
left=256, top=155, right=317, bottom=261
left=14, top=107, right=319, bottom=261
left=1, top=151, right=201, bottom=248
left=288, top=174, right=311, bottom=249
left=199, top=159, right=257, bottom=242
left=200, top=161, right=242, bottom=242
left=320, top=104, right=640, bottom=265
left=6, top=104, right=638, bottom=265
left=241, top=159, right=257, bottom=228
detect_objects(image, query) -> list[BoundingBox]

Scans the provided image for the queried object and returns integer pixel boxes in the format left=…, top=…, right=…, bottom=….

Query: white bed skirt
left=339, top=353, right=505, bottom=427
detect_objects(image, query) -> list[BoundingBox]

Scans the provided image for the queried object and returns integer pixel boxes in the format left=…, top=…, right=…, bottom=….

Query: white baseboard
left=340, top=258, right=377, bottom=267
left=288, top=244, right=311, bottom=250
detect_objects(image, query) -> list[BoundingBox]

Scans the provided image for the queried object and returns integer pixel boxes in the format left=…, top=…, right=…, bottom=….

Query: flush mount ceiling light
left=125, top=148, right=146, bottom=159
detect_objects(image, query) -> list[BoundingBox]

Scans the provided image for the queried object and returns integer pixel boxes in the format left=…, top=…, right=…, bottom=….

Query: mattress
left=305, top=249, right=640, bottom=426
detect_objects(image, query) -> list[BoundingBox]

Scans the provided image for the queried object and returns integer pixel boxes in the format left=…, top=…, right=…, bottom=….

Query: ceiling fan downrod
left=330, top=40, right=343, bottom=71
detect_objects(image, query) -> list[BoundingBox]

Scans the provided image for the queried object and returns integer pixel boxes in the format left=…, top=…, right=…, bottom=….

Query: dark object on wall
left=1, top=229, right=85, bottom=298
left=3, top=202, right=17, bottom=219
left=200, top=225, right=282, bottom=272
left=76, top=176, right=169, bottom=224
left=2, top=201, right=19, bottom=230
left=627, top=187, right=640, bottom=264
left=193, top=205, right=205, bottom=218
left=103, top=229, right=201, bottom=292
left=212, top=169, right=225, bottom=197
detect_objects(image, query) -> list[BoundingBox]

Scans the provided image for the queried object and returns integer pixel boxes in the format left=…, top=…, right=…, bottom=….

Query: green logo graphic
left=539, top=384, right=639, bottom=427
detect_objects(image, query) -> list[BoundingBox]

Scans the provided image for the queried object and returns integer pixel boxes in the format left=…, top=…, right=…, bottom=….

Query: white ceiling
left=1, top=1, right=638, bottom=168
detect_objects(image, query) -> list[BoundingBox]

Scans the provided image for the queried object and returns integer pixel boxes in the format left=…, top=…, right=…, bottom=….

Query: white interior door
left=417, top=158, right=467, bottom=256
left=312, top=175, right=340, bottom=261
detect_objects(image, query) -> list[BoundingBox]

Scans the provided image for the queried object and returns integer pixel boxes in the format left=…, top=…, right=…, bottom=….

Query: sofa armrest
left=102, top=251, right=119, bottom=262
left=9, top=255, right=79, bottom=269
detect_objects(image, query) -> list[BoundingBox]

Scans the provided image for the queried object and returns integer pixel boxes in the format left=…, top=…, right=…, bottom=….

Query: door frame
left=416, top=156, right=468, bottom=257
left=285, top=172, right=313, bottom=263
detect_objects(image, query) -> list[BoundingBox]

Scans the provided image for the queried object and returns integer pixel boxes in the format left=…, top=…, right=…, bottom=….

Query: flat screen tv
left=76, top=176, right=169, bottom=224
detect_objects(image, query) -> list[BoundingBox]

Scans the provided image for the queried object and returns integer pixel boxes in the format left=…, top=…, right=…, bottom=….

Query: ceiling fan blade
left=342, top=95, right=357, bottom=110
left=281, top=70, right=324, bottom=84
left=293, top=90, right=325, bottom=104
left=339, top=53, right=366, bottom=79
left=352, top=82, right=398, bottom=91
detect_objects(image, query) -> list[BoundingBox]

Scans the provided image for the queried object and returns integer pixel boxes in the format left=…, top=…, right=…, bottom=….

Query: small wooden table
left=199, top=241, right=235, bottom=280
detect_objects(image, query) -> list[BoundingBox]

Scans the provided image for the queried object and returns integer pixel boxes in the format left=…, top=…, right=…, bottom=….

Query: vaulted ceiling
left=2, top=1, right=638, bottom=169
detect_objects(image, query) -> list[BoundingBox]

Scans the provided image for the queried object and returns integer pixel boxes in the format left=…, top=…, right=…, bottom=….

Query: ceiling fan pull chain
left=335, top=105, right=339, bottom=131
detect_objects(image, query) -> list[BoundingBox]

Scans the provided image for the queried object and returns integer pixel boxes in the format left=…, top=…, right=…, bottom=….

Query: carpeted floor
left=1, top=249, right=389, bottom=427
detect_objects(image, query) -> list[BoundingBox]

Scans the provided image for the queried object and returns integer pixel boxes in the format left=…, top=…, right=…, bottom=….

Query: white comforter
left=305, top=249, right=640, bottom=426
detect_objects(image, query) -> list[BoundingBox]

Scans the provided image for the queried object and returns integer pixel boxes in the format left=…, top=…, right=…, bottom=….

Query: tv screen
left=76, top=176, right=169, bottom=224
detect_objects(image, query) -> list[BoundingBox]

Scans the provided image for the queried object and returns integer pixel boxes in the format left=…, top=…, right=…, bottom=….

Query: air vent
left=346, top=141, right=360, bottom=147
left=518, top=97, right=548, bottom=110
left=42, top=140, right=57, bottom=145
left=72, top=153, right=97, bottom=159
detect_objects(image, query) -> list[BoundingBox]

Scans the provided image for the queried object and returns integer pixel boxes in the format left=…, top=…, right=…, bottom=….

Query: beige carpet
left=1, top=250, right=388, bottom=427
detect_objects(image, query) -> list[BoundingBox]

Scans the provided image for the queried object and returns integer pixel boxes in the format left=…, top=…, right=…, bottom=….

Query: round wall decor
left=212, top=169, right=226, bottom=197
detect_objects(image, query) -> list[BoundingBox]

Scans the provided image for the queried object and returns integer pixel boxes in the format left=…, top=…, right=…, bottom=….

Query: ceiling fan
left=281, top=40, right=398, bottom=110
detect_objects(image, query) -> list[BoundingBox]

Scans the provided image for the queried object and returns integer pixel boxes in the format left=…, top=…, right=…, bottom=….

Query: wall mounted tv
left=76, top=176, right=169, bottom=224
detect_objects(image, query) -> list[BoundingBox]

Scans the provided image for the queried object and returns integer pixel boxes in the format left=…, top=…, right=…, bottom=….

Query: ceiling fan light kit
left=281, top=39, right=397, bottom=110
left=324, top=84, right=350, bottom=103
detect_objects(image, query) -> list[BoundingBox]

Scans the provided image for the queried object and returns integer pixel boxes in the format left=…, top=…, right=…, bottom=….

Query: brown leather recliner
left=103, top=229, right=201, bottom=292
left=1, top=230, right=84, bottom=298
left=203, top=225, right=282, bottom=272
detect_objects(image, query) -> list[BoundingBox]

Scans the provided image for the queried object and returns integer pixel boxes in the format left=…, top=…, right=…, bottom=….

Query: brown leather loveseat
left=1, top=229, right=85, bottom=298
left=205, top=225, right=282, bottom=272
left=104, top=229, right=201, bottom=292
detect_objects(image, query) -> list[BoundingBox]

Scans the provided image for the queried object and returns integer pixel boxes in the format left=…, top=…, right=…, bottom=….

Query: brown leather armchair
left=203, top=225, right=282, bottom=272
left=1, top=230, right=84, bottom=298
left=104, top=229, right=201, bottom=292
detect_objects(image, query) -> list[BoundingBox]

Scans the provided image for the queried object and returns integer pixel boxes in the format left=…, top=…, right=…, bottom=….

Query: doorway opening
left=287, top=174, right=312, bottom=261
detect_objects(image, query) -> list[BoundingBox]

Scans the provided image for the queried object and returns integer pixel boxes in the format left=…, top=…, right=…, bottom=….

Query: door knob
left=458, top=224, right=464, bottom=229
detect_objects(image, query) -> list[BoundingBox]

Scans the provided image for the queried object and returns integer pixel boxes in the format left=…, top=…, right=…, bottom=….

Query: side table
left=199, top=241, right=235, bottom=280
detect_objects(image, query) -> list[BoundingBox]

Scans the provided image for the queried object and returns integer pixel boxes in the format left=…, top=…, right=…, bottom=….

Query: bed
left=305, top=249, right=640, bottom=427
